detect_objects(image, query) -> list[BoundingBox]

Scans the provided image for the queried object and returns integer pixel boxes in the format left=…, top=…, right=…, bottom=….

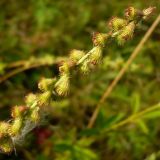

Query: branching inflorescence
left=0, top=6, right=155, bottom=154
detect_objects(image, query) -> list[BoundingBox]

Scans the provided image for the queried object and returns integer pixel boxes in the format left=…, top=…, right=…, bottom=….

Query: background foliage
left=0, top=0, right=160, bottom=159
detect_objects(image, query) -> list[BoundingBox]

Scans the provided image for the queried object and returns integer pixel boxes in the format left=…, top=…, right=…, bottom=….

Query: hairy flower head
left=10, top=117, right=23, bottom=136
left=0, top=122, right=10, bottom=138
left=55, top=74, right=70, bottom=96
left=25, top=93, right=37, bottom=107
left=11, top=105, right=27, bottom=118
left=92, top=32, right=108, bottom=46
left=0, top=137, right=13, bottom=154
left=125, top=7, right=137, bottom=21
left=89, top=46, right=102, bottom=65
left=59, top=62, right=70, bottom=75
left=80, top=59, right=90, bottom=74
left=38, top=91, right=52, bottom=106
left=117, top=21, right=135, bottom=45
left=38, top=78, right=56, bottom=92
left=142, top=7, right=156, bottom=19
left=30, top=107, right=40, bottom=123
left=108, top=17, right=127, bottom=31
left=70, top=49, right=85, bottom=63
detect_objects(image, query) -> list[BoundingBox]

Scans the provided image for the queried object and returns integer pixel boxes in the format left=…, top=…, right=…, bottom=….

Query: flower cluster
left=0, top=6, right=155, bottom=154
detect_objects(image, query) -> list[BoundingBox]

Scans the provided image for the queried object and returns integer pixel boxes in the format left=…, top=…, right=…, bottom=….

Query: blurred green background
left=0, top=0, right=160, bottom=159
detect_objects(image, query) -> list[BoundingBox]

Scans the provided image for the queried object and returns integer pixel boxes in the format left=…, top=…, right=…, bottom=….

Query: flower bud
left=0, top=137, right=13, bottom=154
left=89, top=46, right=102, bottom=64
left=108, top=17, right=127, bottom=31
left=0, top=122, right=10, bottom=138
left=11, top=105, right=27, bottom=118
left=70, top=49, right=85, bottom=62
left=55, top=74, right=70, bottom=96
left=125, top=7, right=137, bottom=21
left=30, top=107, right=40, bottom=123
left=38, top=91, right=52, bottom=106
left=25, top=93, right=37, bottom=106
left=10, top=117, right=23, bottom=136
left=38, top=78, right=56, bottom=92
left=117, top=21, right=135, bottom=45
left=92, top=32, right=108, bottom=46
left=142, top=7, right=156, bottom=19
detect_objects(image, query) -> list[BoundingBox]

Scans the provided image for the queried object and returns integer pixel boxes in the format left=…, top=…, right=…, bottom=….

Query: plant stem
left=0, top=57, right=64, bottom=84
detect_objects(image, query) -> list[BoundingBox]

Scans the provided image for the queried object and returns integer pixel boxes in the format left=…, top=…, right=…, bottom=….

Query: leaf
left=143, top=111, right=160, bottom=119
left=77, top=137, right=94, bottom=147
left=74, top=146, right=98, bottom=160
left=103, top=113, right=125, bottom=129
left=96, top=109, right=124, bottom=130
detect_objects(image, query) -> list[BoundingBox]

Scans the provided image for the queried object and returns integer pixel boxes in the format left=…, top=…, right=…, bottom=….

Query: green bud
left=117, top=21, right=135, bottom=45
left=0, top=137, right=13, bottom=154
left=108, top=17, right=127, bottom=31
left=89, top=46, right=102, bottom=65
left=38, top=78, right=56, bottom=92
left=38, top=91, right=52, bottom=106
left=10, top=117, right=23, bottom=136
left=55, top=74, right=70, bottom=96
left=70, top=49, right=85, bottom=62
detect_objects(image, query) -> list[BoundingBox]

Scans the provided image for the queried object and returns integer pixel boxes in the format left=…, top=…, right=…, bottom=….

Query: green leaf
left=77, top=137, right=94, bottom=147
left=74, top=146, right=98, bottom=160
left=103, top=113, right=125, bottom=129
left=143, top=111, right=160, bottom=119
